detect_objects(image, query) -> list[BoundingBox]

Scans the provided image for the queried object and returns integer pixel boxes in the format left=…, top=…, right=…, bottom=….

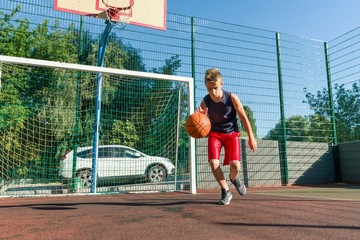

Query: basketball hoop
left=102, top=0, right=135, bottom=27
left=55, top=0, right=166, bottom=31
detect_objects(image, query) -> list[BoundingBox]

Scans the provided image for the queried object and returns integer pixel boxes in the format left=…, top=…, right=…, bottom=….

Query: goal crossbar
left=0, top=55, right=192, bottom=83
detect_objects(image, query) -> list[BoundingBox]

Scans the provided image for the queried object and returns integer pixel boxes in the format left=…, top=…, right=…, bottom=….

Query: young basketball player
left=197, top=68, right=257, bottom=205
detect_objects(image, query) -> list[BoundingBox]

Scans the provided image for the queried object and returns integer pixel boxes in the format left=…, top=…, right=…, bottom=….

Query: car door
left=111, top=146, right=125, bottom=177
left=76, top=148, right=93, bottom=170
left=118, top=147, right=144, bottom=177
left=97, top=147, right=117, bottom=178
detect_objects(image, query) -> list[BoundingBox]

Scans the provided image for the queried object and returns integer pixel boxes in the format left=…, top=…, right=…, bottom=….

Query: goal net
left=0, top=55, right=195, bottom=196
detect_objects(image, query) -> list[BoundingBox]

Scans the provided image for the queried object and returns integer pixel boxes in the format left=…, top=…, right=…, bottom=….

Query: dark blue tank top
left=203, top=90, right=239, bottom=133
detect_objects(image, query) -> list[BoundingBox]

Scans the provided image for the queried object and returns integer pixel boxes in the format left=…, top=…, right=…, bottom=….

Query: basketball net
left=102, top=0, right=135, bottom=29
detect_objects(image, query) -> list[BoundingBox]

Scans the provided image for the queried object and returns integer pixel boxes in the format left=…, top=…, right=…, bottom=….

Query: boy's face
left=205, top=77, right=223, bottom=101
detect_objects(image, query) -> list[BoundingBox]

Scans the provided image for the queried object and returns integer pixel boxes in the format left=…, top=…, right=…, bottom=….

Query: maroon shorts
left=208, top=131, right=241, bottom=165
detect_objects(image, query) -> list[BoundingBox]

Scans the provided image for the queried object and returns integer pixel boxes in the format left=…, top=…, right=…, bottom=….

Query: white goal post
left=0, top=55, right=196, bottom=194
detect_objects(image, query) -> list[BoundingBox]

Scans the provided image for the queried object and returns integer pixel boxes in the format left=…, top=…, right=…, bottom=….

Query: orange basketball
left=185, top=112, right=211, bottom=138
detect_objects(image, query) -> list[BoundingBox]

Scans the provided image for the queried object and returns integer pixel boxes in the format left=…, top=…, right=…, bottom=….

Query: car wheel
left=76, top=169, right=92, bottom=187
left=147, top=164, right=167, bottom=183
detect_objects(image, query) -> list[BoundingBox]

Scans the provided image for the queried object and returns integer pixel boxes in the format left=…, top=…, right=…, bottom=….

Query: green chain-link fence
left=0, top=0, right=359, bottom=196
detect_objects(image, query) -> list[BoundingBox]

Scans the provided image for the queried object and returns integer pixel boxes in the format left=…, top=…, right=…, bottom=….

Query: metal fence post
left=190, top=17, right=198, bottom=188
left=71, top=15, right=84, bottom=187
left=276, top=33, right=288, bottom=185
left=324, top=41, right=341, bottom=182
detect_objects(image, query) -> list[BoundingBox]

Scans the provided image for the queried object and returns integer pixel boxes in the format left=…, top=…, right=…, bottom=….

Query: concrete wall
left=196, top=138, right=282, bottom=189
left=338, top=141, right=360, bottom=183
left=196, top=138, right=336, bottom=189
left=241, top=139, right=282, bottom=187
left=287, top=142, right=335, bottom=185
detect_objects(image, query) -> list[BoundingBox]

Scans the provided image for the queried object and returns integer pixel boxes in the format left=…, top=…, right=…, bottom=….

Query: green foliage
left=304, top=81, right=360, bottom=142
left=0, top=5, right=30, bottom=56
left=239, top=105, right=257, bottom=138
left=0, top=5, right=186, bottom=181
left=31, top=20, right=78, bottom=62
left=102, top=120, right=139, bottom=148
left=6, top=157, right=43, bottom=179
left=265, top=81, right=360, bottom=143
left=308, top=114, right=333, bottom=142
left=152, top=55, right=181, bottom=75
left=0, top=9, right=88, bottom=178
left=264, top=114, right=332, bottom=142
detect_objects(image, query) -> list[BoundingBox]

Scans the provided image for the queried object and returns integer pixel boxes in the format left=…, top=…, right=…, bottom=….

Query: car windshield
left=77, top=149, right=93, bottom=158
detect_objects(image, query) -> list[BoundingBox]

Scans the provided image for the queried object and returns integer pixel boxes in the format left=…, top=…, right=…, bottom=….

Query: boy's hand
left=248, top=138, right=257, bottom=152
left=196, top=106, right=208, bottom=115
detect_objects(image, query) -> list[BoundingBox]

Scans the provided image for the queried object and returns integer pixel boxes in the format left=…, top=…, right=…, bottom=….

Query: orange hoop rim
left=102, top=0, right=135, bottom=9
left=102, top=0, right=134, bottom=21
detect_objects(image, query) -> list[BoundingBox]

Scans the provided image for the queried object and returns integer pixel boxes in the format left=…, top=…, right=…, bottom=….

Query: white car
left=59, top=145, right=175, bottom=187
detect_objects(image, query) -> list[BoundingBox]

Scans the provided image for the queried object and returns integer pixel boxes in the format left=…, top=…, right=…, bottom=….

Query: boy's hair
left=204, top=68, right=222, bottom=84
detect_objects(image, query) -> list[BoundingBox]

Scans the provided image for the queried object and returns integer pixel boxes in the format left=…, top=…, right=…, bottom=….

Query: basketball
left=185, top=112, right=211, bottom=138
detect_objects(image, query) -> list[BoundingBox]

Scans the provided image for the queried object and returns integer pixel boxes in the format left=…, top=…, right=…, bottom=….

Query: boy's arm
left=231, top=94, right=257, bottom=152
left=196, top=100, right=208, bottom=115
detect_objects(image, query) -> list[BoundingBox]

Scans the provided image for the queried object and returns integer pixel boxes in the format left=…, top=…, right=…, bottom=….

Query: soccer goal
left=0, top=55, right=196, bottom=196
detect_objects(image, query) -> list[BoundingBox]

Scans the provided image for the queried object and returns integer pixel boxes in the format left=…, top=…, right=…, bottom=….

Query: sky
left=167, top=0, right=360, bottom=41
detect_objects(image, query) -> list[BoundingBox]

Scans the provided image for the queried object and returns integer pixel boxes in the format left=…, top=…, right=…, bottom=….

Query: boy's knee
left=229, top=160, right=240, bottom=168
left=209, top=159, right=220, bottom=168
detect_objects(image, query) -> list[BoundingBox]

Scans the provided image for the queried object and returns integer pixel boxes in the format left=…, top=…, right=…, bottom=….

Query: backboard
left=54, top=0, right=166, bottom=30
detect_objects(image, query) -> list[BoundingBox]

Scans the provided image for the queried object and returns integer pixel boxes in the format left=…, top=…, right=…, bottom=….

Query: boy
left=197, top=68, right=257, bottom=205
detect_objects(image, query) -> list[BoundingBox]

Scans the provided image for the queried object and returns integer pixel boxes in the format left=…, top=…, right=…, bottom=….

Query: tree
left=264, top=114, right=332, bottom=142
left=0, top=7, right=78, bottom=178
left=101, top=120, right=139, bottom=148
left=0, top=6, right=186, bottom=179
left=304, top=81, right=360, bottom=142
left=264, top=81, right=360, bottom=143
left=265, top=115, right=309, bottom=141
left=239, top=105, right=257, bottom=138
left=308, top=114, right=333, bottom=142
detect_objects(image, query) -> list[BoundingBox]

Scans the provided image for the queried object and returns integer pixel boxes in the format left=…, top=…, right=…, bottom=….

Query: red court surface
left=0, top=187, right=359, bottom=240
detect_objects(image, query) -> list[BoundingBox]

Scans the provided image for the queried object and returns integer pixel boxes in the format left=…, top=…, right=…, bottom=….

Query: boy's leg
left=229, top=160, right=246, bottom=196
left=209, top=159, right=232, bottom=205
left=209, top=159, right=228, bottom=189
left=229, top=160, right=241, bottom=180
left=223, top=132, right=246, bottom=196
